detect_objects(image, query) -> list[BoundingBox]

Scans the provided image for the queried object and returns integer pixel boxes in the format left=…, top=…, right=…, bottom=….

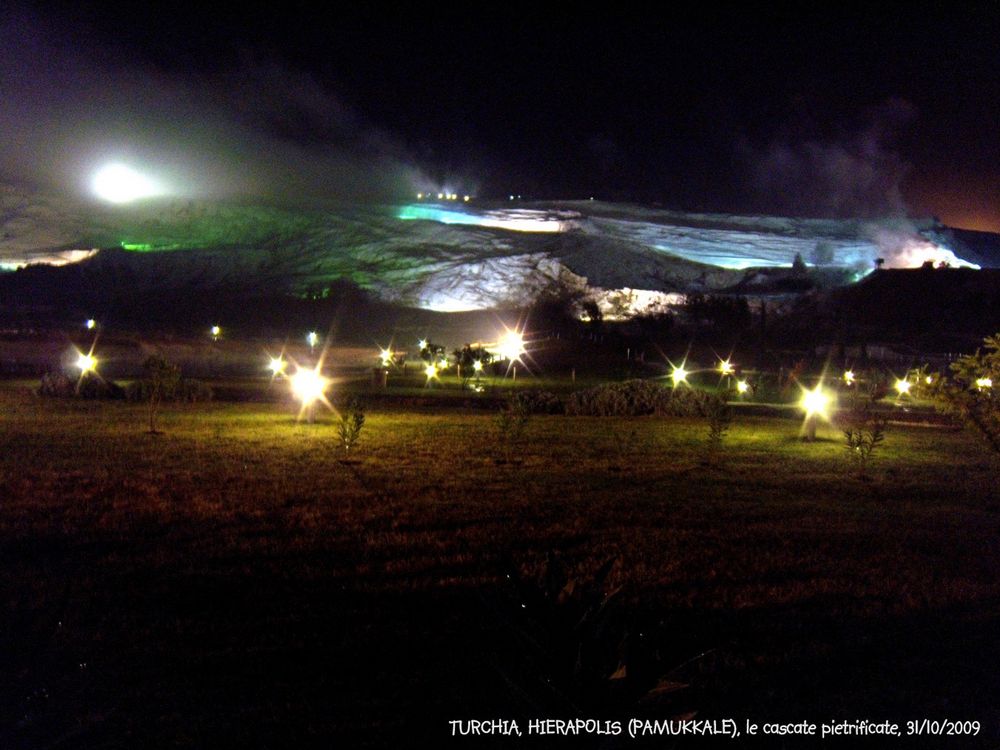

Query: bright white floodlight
left=91, top=163, right=163, bottom=203
left=496, top=329, right=525, bottom=361
left=76, top=352, right=98, bottom=374
left=290, top=367, right=328, bottom=407
left=800, top=385, right=832, bottom=442
left=801, top=387, right=830, bottom=418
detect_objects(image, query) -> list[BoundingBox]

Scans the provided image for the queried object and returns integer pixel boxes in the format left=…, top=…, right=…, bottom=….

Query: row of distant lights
left=416, top=193, right=471, bottom=202
left=669, top=360, right=995, bottom=424
left=413, top=193, right=525, bottom=202
left=264, top=330, right=526, bottom=411
left=670, top=359, right=750, bottom=395
left=213, top=326, right=320, bottom=348
left=73, top=322, right=994, bottom=419
left=615, top=357, right=871, bottom=422
left=77, top=322, right=354, bottom=413
left=844, top=368, right=990, bottom=392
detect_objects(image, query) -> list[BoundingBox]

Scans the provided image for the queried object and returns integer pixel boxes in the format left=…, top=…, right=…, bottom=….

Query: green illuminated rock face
left=101, top=202, right=317, bottom=252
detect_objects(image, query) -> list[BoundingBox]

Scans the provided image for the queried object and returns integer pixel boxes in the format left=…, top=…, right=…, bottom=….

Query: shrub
left=925, top=332, right=1000, bottom=454
left=136, top=355, right=182, bottom=434
left=176, top=378, right=214, bottom=403
left=704, top=395, right=732, bottom=456
left=565, top=380, right=729, bottom=419
left=565, top=380, right=665, bottom=416
left=419, top=341, right=447, bottom=364
left=124, top=381, right=152, bottom=402
left=125, top=378, right=213, bottom=403
left=78, top=375, right=125, bottom=400
left=452, top=344, right=494, bottom=381
left=494, top=396, right=531, bottom=461
left=38, top=371, right=75, bottom=398
left=839, top=395, right=888, bottom=478
left=337, top=400, right=366, bottom=455
left=485, top=554, right=697, bottom=716
left=656, top=388, right=724, bottom=418
left=38, top=371, right=124, bottom=400
left=509, top=390, right=564, bottom=415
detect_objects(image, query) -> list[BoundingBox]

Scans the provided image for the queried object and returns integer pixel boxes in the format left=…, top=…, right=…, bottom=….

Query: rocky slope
left=2, top=184, right=995, bottom=313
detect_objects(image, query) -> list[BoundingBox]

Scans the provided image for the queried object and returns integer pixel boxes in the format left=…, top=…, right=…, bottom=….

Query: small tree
left=841, top=394, right=888, bottom=478
left=810, top=240, right=835, bottom=266
left=452, top=344, right=494, bottom=386
left=494, top=396, right=530, bottom=462
left=581, top=299, right=603, bottom=330
left=142, top=355, right=181, bottom=434
left=527, top=275, right=587, bottom=335
left=705, top=395, right=732, bottom=457
left=926, top=333, right=1000, bottom=455
left=419, top=341, right=447, bottom=364
left=607, top=290, right=636, bottom=319
left=337, top=400, right=366, bottom=456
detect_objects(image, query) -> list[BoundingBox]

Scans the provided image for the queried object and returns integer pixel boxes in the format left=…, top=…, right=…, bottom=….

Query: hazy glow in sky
left=91, top=163, right=166, bottom=203
left=880, top=237, right=979, bottom=270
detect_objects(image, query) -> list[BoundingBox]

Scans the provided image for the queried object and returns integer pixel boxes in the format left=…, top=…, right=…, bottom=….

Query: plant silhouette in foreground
left=337, top=400, right=366, bottom=456
left=925, top=333, right=1000, bottom=455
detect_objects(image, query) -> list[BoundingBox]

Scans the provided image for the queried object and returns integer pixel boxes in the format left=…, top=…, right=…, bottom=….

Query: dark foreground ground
left=1, top=386, right=998, bottom=748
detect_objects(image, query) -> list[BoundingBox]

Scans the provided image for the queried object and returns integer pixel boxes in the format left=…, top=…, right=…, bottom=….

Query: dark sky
left=3, top=2, right=999, bottom=230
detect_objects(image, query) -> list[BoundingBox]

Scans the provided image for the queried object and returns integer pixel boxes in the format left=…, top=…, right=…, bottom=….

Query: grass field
left=1, top=386, right=998, bottom=747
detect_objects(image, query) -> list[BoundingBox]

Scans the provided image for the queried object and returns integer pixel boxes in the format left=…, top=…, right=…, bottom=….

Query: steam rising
left=745, top=98, right=917, bottom=219
left=867, top=225, right=979, bottom=270
left=0, top=7, right=428, bottom=201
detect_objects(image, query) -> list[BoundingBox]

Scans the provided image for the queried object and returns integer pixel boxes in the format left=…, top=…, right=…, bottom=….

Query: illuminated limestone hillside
left=1, top=184, right=994, bottom=312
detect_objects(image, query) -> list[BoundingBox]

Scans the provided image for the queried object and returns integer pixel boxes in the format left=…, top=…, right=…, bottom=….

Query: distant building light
left=76, top=353, right=98, bottom=373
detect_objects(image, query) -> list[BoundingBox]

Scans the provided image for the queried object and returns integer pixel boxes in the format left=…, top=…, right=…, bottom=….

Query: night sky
left=3, top=2, right=999, bottom=230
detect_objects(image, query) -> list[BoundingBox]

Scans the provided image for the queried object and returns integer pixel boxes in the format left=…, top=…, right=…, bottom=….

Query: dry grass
left=1, top=389, right=999, bottom=747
